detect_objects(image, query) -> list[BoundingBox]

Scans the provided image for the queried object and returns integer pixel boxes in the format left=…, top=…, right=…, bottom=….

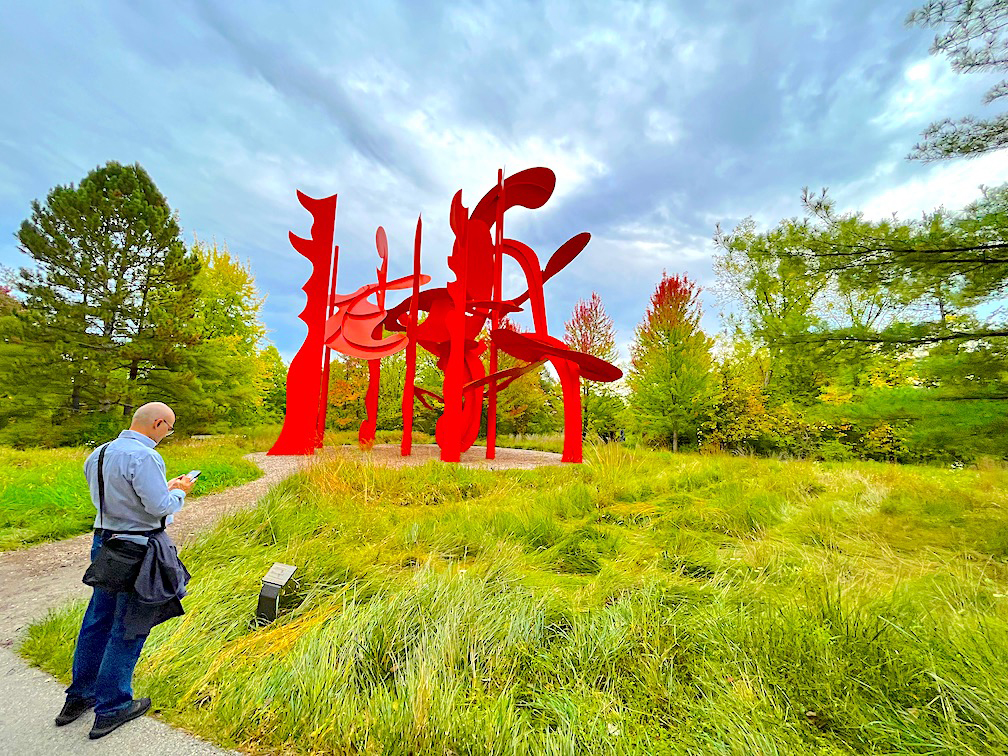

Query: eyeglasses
left=157, top=419, right=175, bottom=436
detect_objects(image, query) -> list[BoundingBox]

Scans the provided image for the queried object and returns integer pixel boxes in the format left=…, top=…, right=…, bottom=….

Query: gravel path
left=330, top=443, right=564, bottom=470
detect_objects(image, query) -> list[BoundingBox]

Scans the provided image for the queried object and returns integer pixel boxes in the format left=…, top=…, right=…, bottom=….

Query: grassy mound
left=0, top=433, right=271, bottom=550
left=21, top=447, right=1008, bottom=754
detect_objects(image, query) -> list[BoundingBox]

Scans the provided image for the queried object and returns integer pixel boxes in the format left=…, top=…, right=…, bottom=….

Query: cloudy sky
left=1, top=0, right=1005, bottom=364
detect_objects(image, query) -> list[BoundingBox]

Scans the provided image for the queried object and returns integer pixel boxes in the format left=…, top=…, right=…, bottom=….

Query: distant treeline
left=3, top=162, right=1006, bottom=464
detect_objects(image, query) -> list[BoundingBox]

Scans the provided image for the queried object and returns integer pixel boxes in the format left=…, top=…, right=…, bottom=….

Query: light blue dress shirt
left=83, top=430, right=185, bottom=532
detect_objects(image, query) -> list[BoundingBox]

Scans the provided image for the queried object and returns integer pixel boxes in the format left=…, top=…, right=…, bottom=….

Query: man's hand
left=168, top=475, right=195, bottom=495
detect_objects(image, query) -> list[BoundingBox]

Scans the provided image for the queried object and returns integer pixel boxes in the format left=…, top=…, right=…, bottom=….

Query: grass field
left=0, top=428, right=280, bottom=550
left=19, top=445, right=1008, bottom=754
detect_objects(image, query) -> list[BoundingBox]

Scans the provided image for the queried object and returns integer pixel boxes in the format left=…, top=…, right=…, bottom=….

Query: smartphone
left=186, top=469, right=201, bottom=480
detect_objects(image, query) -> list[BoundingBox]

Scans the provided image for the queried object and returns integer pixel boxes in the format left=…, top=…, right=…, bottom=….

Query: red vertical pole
left=401, top=217, right=422, bottom=457
left=316, top=242, right=340, bottom=448
left=359, top=359, right=380, bottom=448
left=358, top=229, right=390, bottom=450
left=554, top=359, right=583, bottom=463
left=442, top=211, right=468, bottom=463
left=487, top=169, right=503, bottom=460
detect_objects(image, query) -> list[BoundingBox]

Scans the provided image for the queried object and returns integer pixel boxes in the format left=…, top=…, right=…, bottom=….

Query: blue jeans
left=65, top=532, right=149, bottom=716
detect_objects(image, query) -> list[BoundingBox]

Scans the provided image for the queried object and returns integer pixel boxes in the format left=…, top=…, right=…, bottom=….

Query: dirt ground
left=326, top=443, right=564, bottom=470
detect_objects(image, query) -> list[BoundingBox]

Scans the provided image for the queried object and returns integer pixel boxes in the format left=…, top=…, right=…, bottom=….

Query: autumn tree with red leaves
left=564, top=292, right=618, bottom=365
left=628, top=273, right=713, bottom=451
left=564, top=292, right=623, bottom=437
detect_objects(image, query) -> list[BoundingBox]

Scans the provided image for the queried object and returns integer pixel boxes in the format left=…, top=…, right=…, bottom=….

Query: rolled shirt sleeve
left=129, top=453, right=185, bottom=519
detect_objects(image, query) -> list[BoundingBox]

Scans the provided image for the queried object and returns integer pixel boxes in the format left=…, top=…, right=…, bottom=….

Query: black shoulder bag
left=82, top=444, right=151, bottom=593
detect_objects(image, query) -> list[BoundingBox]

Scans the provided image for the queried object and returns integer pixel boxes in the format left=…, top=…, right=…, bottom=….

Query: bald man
left=56, top=402, right=196, bottom=739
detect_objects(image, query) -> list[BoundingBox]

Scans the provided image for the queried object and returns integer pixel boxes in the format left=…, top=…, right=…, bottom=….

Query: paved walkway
left=0, top=452, right=309, bottom=755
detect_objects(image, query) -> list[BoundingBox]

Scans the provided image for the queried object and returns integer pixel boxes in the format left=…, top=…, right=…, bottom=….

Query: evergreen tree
left=628, top=274, right=713, bottom=451
left=0, top=278, right=24, bottom=431
left=14, top=162, right=199, bottom=421
left=793, top=184, right=1008, bottom=348
left=907, top=0, right=1008, bottom=160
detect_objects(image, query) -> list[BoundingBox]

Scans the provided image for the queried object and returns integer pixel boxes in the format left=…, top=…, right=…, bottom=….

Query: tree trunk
left=75, top=288, right=88, bottom=415
left=123, top=257, right=153, bottom=418
left=673, top=428, right=679, bottom=453
left=762, top=365, right=773, bottom=389
left=123, top=358, right=140, bottom=417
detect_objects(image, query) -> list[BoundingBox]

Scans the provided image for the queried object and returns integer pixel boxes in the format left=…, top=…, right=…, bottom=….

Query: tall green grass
left=0, top=432, right=274, bottom=550
left=21, top=445, right=1008, bottom=754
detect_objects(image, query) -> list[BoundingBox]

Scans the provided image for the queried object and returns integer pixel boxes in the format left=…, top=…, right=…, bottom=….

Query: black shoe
left=88, top=697, right=151, bottom=740
left=55, top=696, right=95, bottom=726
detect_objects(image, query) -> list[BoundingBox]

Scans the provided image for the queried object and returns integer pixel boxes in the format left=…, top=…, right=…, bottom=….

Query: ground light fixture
left=256, top=562, right=297, bottom=624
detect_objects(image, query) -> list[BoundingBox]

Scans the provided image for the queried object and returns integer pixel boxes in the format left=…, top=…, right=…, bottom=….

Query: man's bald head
left=130, top=402, right=176, bottom=443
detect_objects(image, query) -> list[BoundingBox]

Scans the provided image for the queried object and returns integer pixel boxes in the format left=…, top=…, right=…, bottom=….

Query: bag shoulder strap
left=96, top=443, right=111, bottom=530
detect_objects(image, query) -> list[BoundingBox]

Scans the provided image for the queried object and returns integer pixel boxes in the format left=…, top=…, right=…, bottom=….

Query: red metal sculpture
left=268, top=191, right=339, bottom=456
left=269, top=167, right=622, bottom=463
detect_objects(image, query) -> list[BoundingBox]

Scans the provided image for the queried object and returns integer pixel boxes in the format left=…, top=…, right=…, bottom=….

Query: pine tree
left=628, top=273, right=713, bottom=451
left=0, top=281, right=25, bottom=431
left=14, top=162, right=199, bottom=421
left=907, top=0, right=1008, bottom=160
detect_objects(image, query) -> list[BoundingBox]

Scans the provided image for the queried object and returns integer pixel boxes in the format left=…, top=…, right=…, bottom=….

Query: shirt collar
left=119, top=429, right=157, bottom=448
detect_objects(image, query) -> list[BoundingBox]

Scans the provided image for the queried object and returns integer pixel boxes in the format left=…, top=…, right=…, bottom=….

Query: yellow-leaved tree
left=165, top=239, right=273, bottom=429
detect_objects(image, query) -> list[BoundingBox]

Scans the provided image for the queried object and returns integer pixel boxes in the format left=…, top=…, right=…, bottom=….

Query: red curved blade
left=471, top=167, right=557, bottom=225
left=491, top=328, right=623, bottom=383
left=543, top=232, right=590, bottom=281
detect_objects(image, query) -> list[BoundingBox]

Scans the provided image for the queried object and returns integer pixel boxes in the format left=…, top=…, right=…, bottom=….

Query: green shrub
left=860, top=423, right=911, bottom=463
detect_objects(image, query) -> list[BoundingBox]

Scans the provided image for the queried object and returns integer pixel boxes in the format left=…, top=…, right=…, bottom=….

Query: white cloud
left=399, top=110, right=608, bottom=207
left=3, top=0, right=986, bottom=364
left=848, top=150, right=1008, bottom=219
left=645, top=110, right=682, bottom=145
left=870, top=56, right=960, bottom=132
